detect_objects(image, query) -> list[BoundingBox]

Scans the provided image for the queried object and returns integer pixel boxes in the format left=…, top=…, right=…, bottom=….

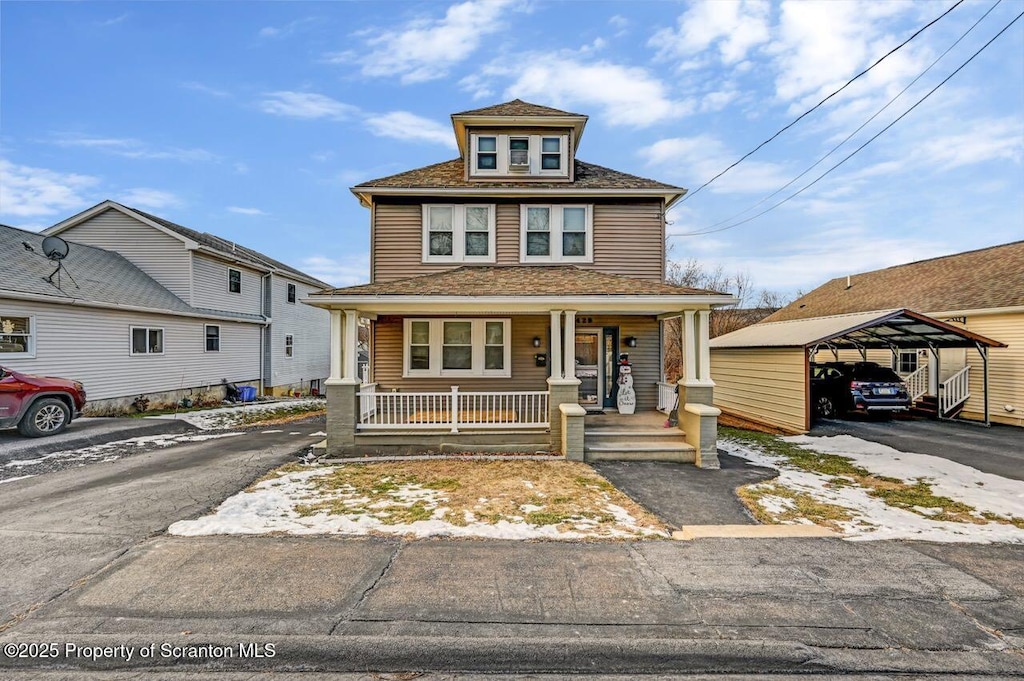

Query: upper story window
left=287, top=283, right=296, bottom=304
left=228, top=268, right=241, bottom=294
left=520, top=205, right=592, bottom=263
left=469, top=133, right=568, bottom=177
left=0, top=315, right=34, bottom=358
left=476, top=136, right=497, bottom=170
left=422, top=204, right=496, bottom=263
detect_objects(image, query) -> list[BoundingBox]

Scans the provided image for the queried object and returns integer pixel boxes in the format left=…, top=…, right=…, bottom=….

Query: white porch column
left=683, top=310, right=697, bottom=384
left=327, top=309, right=343, bottom=383
left=564, top=310, right=577, bottom=379
left=343, top=309, right=359, bottom=384
left=549, top=310, right=563, bottom=379
left=698, top=309, right=713, bottom=385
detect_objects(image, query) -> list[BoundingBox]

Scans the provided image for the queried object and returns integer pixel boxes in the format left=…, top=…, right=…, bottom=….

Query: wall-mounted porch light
left=532, top=336, right=542, bottom=347
left=624, top=336, right=638, bottom=348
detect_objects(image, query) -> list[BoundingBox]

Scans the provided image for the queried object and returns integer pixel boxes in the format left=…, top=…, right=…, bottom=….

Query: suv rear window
left=850, top=364, right=901, bottom=382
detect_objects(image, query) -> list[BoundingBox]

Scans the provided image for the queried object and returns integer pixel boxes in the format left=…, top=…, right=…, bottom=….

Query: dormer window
left=509, top=138, right=530, bottom=170
left=542, top=137, right=561, bottom=170
left=477, top=137, right=497, bottom=170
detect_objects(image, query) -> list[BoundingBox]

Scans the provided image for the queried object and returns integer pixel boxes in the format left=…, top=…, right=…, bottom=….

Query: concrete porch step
left=584, top=443, right=696, bottom=463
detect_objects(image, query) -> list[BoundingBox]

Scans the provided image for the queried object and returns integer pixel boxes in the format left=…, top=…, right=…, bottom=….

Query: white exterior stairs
left=583, top=411, right=695, bottom=463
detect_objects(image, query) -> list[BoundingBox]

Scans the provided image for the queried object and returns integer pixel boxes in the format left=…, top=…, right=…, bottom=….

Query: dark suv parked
left=810, top=361, right=911, bottom=419
left=0, top=365, right=87, bottom=437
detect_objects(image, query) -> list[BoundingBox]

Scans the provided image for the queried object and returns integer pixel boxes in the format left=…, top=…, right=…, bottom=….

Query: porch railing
left=903, top=365, right=929, bottom=402
left=940, top=366, right=971, bottom=416
left=657, top=381, right=677, bottom=414
left=357, top=386, right=550, bottom=432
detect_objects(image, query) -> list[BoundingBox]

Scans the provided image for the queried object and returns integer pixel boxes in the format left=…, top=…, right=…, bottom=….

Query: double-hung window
left=422, top=205, right=495, bottom=263
left=541, top=137, right=561, bottom=170
left=287, top=283, right=296, bottom=304
left=898, top=351, right=918, bottom=375
left=520, top=205, right=592, bottom=263
left=0, top=315, right=34, bottom=357
left=131, top=327, right=164, bottom=355
left=228, top=268, right=241, bottom=294
left=403, top=318, right=511, bottom=378
left=205, top=325, right=220, bottom=352
left=476, top=136, right=497, bottom=171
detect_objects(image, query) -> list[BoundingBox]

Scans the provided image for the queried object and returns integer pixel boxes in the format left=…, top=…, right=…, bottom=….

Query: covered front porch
left=304, top=266, right=736, bottom=466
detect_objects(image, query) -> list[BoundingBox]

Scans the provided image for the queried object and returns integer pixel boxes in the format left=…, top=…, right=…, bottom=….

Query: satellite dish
left=41, top=236, right=69, bottom=261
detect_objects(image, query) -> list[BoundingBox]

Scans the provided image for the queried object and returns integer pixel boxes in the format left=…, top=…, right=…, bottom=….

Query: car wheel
left=17, top=398, right=71, bottom=437
left=815, top=395, right=837, bottom=419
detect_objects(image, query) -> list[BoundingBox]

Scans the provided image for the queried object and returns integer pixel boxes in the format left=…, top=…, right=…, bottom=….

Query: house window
left=898, top=350, right=918, bottom=375
left=422, top=205, right=496, bottom=263
left=404, top=318, right=511, bottom=378
left=228, top=268, right=241, bottom=294
left=205, top=325, right=220, bottom=352
left=285, top=334, right=294, bottom=358
left=509, top=137, right=530, bottom=169
left=541, top=137, right=561, bottom=170
left=520, top=205, right=593, bottom=262
left=0, top=315, right=33, bottom=357
left=287, top=283, right=296, bottom=304
left=476, top=136, right=497, bottom=170
left=130, top=327, right=164, bottom=355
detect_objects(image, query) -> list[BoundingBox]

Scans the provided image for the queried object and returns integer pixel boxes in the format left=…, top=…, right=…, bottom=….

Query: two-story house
left=306, top=100, right=736, bottom=466
left=0, top=201, right=330, bottom=412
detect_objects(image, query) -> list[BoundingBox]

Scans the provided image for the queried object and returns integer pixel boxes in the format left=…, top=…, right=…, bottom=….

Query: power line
left=681, top=0, right=1004, bottom=236
left=677, top=7, right=1024, bottom=238
left=680, top=0, right=965, bottom=204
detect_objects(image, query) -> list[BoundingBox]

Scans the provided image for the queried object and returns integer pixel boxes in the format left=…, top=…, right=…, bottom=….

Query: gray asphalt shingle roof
left=1, top=223, right=197, bottom=313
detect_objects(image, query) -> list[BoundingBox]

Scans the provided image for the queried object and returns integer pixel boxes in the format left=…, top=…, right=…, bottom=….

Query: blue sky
left=1, top=0, right=1021, bottom=296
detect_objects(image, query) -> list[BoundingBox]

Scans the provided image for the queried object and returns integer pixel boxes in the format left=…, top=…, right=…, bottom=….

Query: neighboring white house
left=0, top=201, right=330, bottom=411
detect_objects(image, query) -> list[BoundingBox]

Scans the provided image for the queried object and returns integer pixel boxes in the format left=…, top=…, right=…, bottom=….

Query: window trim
left=421, top=204, right=497, bottom=264
left=228, top=268, right=241, bottom=294
left=286, top=283, right=296, bottom=304
left=284, top=334, right=294, bottom=359
left=205, top=324, right=221, bottom=353
left=519, top=204, right=593, bottom=263
left=0, top=314, right=35, bottom=359
left=130, top=326, right=165, bottom=356
left=403, top=318, right=511, bottom=378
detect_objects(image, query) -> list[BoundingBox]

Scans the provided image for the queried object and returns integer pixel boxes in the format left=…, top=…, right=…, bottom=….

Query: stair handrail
left=939, top=365, right=971, bottom=416
left=904, top=365, right=929, bottom=402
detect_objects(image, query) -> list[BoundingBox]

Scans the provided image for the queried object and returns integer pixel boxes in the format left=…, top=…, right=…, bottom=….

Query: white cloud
left=259, top=91, right=359, bottom=121
left=227, top=206, right=266, bottom=216
left=234, top=162, right=250, bottom=174
left=608, top=15, right=629, bottom=30
left=0, top=159, right=99, bottom=218
left=364, top=111, right=456, bottom=148
left=119, top=188, right=180, bottom=209
left=913, top=118, right=1024, bottom=170
left=97, top=13, right=129, bottom=27
left=182, top=81, right=230, bottom=98
left=300, top=254, right=369, bottom=288
left=650, top=0, right=771, bottom=65
left=51, top=135, right=218, bottom=162
left=641, top=135, right=790, bottom=193
left=333, top=0, right=521, bottom=84
left=474, top=53, right=691, bottom=127
left=258, top=17, right=317, bottom=39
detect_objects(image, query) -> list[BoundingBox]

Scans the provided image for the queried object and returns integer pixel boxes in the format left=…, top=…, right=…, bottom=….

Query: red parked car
left=0, top=365, right=87, bottom=437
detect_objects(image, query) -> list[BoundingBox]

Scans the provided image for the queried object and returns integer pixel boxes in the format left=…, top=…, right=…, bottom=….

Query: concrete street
left=0, top=417, right=193, bottom=465
left=0, top=426, right=1022, bottom=676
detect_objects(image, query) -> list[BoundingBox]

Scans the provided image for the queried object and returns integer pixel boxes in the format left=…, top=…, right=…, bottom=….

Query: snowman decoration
left=616, top=356, right=636, bottom=415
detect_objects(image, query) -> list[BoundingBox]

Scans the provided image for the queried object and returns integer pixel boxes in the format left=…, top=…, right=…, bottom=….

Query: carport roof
left=709, top=309, right=1006, bottom=351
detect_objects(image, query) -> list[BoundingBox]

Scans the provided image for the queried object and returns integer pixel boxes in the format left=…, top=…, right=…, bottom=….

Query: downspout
left=260, top=272, right=273, bottom=395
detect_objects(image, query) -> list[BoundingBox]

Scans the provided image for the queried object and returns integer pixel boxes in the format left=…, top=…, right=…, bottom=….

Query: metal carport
left=709, top=308, right=1006, bottom=433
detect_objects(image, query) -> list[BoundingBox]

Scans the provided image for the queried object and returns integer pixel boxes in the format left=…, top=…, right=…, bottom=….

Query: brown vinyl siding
left=370, top=314, right=660, bottom=411
left=372, top=200, right=665, bottom=282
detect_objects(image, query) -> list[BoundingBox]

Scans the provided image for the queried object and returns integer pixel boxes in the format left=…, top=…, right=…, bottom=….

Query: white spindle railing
left=904, top=365, right=929, bottom=402
left=359, top=383, right=378, bottom=421
left=940, top=366, right=971, bottom=416
left=357, top=386, right=549, bottom=432
left=657, top=382, right=677, bottom=414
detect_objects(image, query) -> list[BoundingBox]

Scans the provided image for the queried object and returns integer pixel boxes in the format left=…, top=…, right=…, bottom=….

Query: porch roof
left=305, top=265, right=736, bottom=314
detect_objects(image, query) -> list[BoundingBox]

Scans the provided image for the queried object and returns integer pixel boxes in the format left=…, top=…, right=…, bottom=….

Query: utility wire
left=681, top=0, right=1003, bottom=236
left=680, top=0, right=965, bottom=203
left=677, top=8, right=1024, bottom=238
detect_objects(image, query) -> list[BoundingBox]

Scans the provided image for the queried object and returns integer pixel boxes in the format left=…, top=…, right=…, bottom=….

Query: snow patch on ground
left=149, top=398, right=325, bottom=430
left=721, top=434, right=1024, bottom=544
left=169, top=465, right=666, bottom=540
left=4, top=432, right=243, bottom=469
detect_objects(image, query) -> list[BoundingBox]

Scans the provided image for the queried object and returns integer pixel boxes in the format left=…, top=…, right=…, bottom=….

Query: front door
left=575, top=327, right=619, bottom=409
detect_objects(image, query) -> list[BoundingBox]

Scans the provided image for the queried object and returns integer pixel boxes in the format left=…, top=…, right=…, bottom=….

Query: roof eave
left=303, top=293, right=737, bottom=314
left=349, top=186, right=685, bottom=205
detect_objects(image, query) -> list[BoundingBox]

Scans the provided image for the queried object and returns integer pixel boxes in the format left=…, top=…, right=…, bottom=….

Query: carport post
left=979, top=343, right=990, bottom=427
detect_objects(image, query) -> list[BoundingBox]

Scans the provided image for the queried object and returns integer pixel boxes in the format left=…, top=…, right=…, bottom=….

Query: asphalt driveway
left=810, top=417, right=1024, bottom=481
left=0, top=416, right=192, bottom=464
